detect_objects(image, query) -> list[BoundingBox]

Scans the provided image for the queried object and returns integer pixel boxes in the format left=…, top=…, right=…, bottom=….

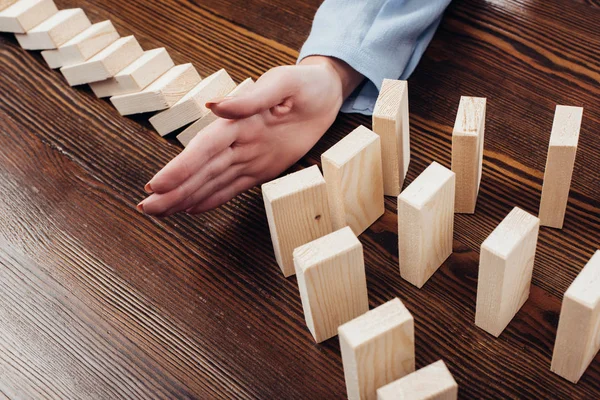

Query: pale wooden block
left=293, top=227, right=369, bottom=343
left=0, top=0, right=18, bottom=11
left=339, top=298, right=415, bottom=400
left=377, top=360, right=458, bottom=400
left=110, top=64, right=201, bottom=116
left=149, top=68, right=236, bottom=136
left=40, top=48, right=61, bottom=68
left=15, top=8, right=90, bottom=50
left=0, top=0, right=57, bottom=33
left=538, top=105, right=583, bottom=229
left=322, top=125, right=384, bottom=235
left=551, top=250, right=600, bottom=383
left=60, top=36, right=143, bottom=86
left=262, top=165, right=333, bottom=277
left=89, top=48, right=174, bottom=98
left=451, top=96, right=486, bottom=214
left=176, top=77, right=254, bottom=147
left=398, top=162, right=455, bottom=288
left=58, top=20, right=120, bottom=68
left=475, top=207, right=540, bottom=337
left=372, top=79, right=410, bottom=196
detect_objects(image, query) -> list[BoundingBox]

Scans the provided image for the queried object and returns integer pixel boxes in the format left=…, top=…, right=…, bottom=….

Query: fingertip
left=136, top=201, right=145, bottom=214
left=144, top=183, right=154, bottom=194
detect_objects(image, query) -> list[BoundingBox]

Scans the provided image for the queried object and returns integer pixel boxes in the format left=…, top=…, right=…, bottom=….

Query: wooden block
left=57, top=20, right=120, bottom=68
left=551, top=250, right=600, bottom=383
left=293, top=227, right=369, bottom=343
left=110, top=64, right=201, bottom=116
left=40, top=48, right=62, bottom=68
left=451, top=96, right=486, bottom=214
left=89, top=48, right=174, bottom=98
left=149, top=68, right=236, bottom=136
left=397, top=162, right=455, bottom=288
left=372, top=79, right=410, bottom=196
left=339, top=298, right=415, bottom=400
left=0, top=0, right=18, bottom=11
left=262, top=165, right=333, bottom=277
left=15, top=8, right=90, bottom=50
left=377, top=360, right=458, bottom=400
left=538, top=105, right=583, bottom=229
left=0, top=0, right=57, bottom=33
left=475, top=207, right=540, bottom=337
left=60, top=36, right=143, bottom=86
left=176, top=77, right=254, bottom=147
left=321, top=125, right=384, bottom=235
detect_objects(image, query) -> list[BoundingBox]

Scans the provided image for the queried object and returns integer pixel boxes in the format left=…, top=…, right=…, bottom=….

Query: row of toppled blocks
left=0, top=0, right=252, bottom=146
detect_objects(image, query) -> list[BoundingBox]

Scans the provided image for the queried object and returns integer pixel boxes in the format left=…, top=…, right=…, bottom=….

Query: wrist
left=299, top=56, right=364, bottom=100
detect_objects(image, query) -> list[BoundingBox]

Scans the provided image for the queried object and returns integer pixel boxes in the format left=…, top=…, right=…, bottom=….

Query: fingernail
left=205, top=96, right=233, bottom=108
left=136, top=202, right=145, bottom=214
left=144, top=183, right=154, bottom=194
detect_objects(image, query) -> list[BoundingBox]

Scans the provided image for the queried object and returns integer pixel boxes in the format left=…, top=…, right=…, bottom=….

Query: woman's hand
left=138, top=56, right=363, bottom=216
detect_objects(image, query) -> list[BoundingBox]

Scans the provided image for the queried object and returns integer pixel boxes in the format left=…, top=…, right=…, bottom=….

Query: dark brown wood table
left=0, top=0, right=599, bottom=398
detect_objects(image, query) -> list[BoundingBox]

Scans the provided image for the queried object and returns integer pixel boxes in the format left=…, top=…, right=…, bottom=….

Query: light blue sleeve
left=298, top=0, right=452, bottom=115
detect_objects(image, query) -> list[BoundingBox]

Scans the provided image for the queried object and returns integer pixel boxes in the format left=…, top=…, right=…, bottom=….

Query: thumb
left=206, top=67, right=297, bottom=119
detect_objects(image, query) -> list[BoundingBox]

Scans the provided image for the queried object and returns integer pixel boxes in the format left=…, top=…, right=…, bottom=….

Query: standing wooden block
left=538, top=105, right=583, bottom=229
left=551, top=250, right=600, bottom=383
left=377, top=360, right=458, bottom=400
left=0, top=0, right=18, bottom=11
left=339, top=298, right=415, bottom=400
left=372, top=79, right=410, bottom=196
left=110, top=64, right=201, bottom=116
left=475, top=207, right=540, bottom=337
left=451, top=96, right=486, bottom=214
left=89, top=48, right=174, bottom=98
left=321, top=125, right=384, bottom=235
left=293, top=227, right=369, bottom=343
left=149, top=69, right=236, bottom=136
left=262, top=165, right=333, bottom=277
left=60, top=36, right=143, bottom=86
left=398, top=162, right=455, bottom=288
left=0, top=0, right=57, bottom=33
left=15, top=8, right=90, bottom=50
left=177, top=77, right=254, bottom=147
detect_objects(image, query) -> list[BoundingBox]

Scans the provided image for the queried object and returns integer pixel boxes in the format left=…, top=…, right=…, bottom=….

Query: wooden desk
left=0, top=0, right=598, bottom=398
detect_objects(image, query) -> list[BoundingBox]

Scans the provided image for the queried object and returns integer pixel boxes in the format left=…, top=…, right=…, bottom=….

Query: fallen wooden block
left=110, top=63, right=201, bottom=116
left=321, top=125, right=384, bottom=235
left=398, top=162, right=455, bottom=288
left=551, top=250, right=600, bottom=383
left=0, top=0, right=19, bottom=11
left=60, top=35, right=143, bottom=86
left=451, top=96, right=486, bottom=214
left=177, top=77, right=254, bottom=147
left=15, top=8, right=90, bottom=50
left=149, top=68, right=236, bottom=136
left=293, top=227, right=369, bottom=343
left=377, top=360, right=458, bottom=400
left=475, top=207, right=540, bottom=337
left=0, top=0, right=57, bottom=33
left=262, top=165, right=333, bottom=277
left=372, top=79, right=410, bottom=196
left=41, top=20, right=119, bottom=69
left=538, top=105, right=583, bottom=229
left=89, top=48, right=174, bottom=98
left=339, top=298, right=415, bottom=400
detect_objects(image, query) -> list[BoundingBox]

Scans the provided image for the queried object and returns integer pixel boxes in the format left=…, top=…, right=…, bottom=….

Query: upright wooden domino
left=15, top=8, right=90, bottom=50
left=149, top=69, right=236, bottom=136
left=398, top=162, right=455, bottom=288
left=538, top=105, right=583, bottom=229
left=377, top=360, right=458, bottom=400
left=475, top=207, right=540, bottom=337
left=293, top=227, right=369, bottom=343
left=89, top=48, right=174, bottom=98
left=41, top=20, right=119, bottom=69
left=262, top=165, right=333, bottom=277
left=110, top=64, right=201, bottom=116
left=551, top=250, right=600, bottom=383
left=60, top=36, right=143, bottom=86
left=372, top=79, right=410, bottom=196
left=451, top=96, right=486, bottom=214
left=0, top=0, right=57, bottom=33
left=339, top=298, right=415, bottom=400
left=321, top=125, right=384, bottom=235
left=177, top=78, right=254, bottom=147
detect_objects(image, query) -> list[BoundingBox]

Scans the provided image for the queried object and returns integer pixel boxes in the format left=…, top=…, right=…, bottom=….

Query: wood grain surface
left=0, top=0, right=598, bottom=398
